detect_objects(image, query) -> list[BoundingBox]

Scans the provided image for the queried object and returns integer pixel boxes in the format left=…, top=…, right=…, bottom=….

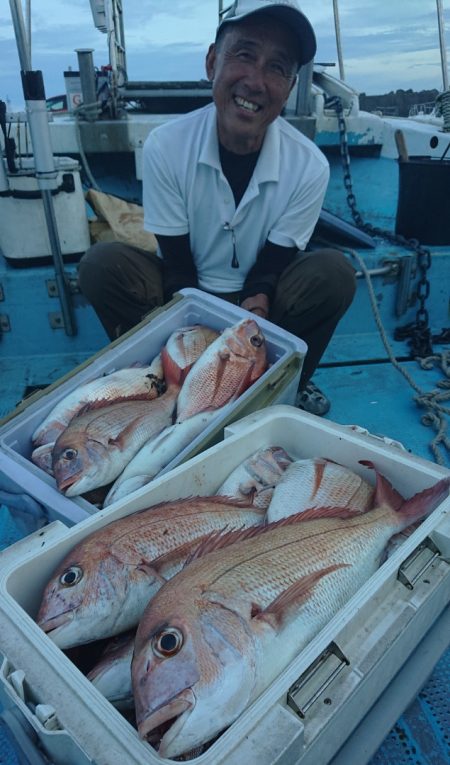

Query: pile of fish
left=30, top=319, right=268, bottom=506
left=34, top=447, right=450, bottom=760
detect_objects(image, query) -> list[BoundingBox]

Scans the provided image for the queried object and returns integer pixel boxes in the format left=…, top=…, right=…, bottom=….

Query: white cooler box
left=0, top=406, right=448, bottom=765
left=0, top=288, right=305, bottom=526
left=0, top=156, right=90, bottom=261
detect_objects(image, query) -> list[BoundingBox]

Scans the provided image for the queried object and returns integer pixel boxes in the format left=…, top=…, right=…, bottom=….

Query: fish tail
left=359, top=460, right=404, bottom=510
left=160, top=346, right=185, bottom=387
left=397, top=476, right=450, bottom=528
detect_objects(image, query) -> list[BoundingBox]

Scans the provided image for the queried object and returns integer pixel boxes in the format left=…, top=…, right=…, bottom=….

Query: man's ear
left=205, top=43, right=216, bottom=81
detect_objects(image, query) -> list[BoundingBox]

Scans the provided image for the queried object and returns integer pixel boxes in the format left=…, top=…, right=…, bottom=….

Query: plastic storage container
left=0, top=156, right=90, bottom=261
left=0, top=405, right=448, bottom=765
left=0, top=289, right=306, bottom=526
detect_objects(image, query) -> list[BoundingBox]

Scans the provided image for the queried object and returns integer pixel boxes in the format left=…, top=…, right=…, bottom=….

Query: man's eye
left=269, top=62, right=289, bottom=77
left=236, top=50, right=253, bottom=61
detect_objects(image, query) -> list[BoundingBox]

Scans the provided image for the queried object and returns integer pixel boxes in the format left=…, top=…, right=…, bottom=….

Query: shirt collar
left=199, top=105, right=281, bottom=183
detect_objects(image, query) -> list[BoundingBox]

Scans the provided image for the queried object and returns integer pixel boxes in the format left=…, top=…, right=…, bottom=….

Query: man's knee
left=79, top=241, right=128, bottom=276
left=78, top=241, right=145, bottom=301
left=309, top=249, right=357, bottom=310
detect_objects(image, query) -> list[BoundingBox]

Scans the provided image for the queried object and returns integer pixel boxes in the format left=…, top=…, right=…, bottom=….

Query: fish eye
left=62, top=448, right=78, bottom=461
left=59, top=566, right=83, bottom=587
left=152, top=627, right=184, bottom=658
left=250, top=334, right=263, bottom=347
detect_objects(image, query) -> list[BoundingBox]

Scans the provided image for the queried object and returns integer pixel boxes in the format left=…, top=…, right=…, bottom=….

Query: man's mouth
left=234, top=96, right=261, bottom=113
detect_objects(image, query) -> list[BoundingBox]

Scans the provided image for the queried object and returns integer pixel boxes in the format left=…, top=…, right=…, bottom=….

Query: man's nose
left=243, top=61, right=267, bottom=90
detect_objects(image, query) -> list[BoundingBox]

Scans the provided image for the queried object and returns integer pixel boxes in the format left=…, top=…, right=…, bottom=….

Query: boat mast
left=333, top=0, right=345, bottom=80
left=436, top=0, right=449, bottom=91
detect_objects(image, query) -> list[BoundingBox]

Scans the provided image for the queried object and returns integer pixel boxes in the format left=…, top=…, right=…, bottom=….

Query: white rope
left=346, top=248, right=450, bottom=465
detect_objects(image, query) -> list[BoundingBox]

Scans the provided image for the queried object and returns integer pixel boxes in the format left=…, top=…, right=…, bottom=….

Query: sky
left=1, top=1, right=449, bottom=111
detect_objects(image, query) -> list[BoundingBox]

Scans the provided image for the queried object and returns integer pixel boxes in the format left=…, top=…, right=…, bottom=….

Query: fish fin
left=76, top=393, right=159, bottom=418
left=359, top=460, right=404, bottom=511
left=136, top=563, right=168, bottom=585
left=396, top=476, right=450, bottom=525
left=361, top=463, right=450, bottom=526
left=283, top=506, right=362, bottom=521
left=184, top=508, right=356, bottom=565
left=183, top=525, right=262, bottom=566
left=254, top=563, right=350, bottom=630
left=311, top=460, right=327, bottom=499
left=153, top=534, right=219, bottom=569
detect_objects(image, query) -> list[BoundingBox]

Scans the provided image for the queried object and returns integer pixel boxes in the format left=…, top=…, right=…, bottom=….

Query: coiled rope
left=346, top=248, right=450, bottom=466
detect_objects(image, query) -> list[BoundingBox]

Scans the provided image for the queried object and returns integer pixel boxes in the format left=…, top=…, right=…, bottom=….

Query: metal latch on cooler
left=287, top=642, right=350, bottom=718
left=397, top=536, right=445, bottom=589
left=6, top=666, right=61, bottom=731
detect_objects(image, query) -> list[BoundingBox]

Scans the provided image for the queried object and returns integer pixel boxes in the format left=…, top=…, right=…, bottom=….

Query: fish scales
left=103, top=409, right=221, bottom=506
left=36, top=496, right=265, bottom=648
left=32, top=358, right=164, bottom=447
left=52, top=385, right=179, bottom=496
left=162, top=326, right=220, bottom=386
left=267, top=458, right=374, bottom=522
left=176, top=508, right=391, bottom=612
left=176, top=319, right=267, bottom=422
left=132, top=473, right=450, bottom=758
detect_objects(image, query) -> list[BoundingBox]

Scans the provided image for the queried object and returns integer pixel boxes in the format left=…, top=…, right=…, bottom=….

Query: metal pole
left=9, top=0, right=77, bottom=336
left=25, top=0, right=31, bottom=67
left=20, top=71, right=77, bottom=336
left=76, top=48, right=99, bottom=121
left=333, top=0, right=345, bottom=81
left=9, top=0, right=31, bottom=71
left=436, top=0, right=449, bottom=91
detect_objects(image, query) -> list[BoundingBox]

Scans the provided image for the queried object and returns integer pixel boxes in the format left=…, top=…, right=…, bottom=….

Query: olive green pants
left=78, top=242, right=356, bottom=387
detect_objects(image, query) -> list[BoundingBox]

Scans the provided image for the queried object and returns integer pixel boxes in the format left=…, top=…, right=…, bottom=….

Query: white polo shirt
left=143, top=103, right=329, bottom=294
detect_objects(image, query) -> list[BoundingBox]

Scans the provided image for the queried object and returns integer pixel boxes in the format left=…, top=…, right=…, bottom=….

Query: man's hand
left=240, top=293, right=270, bottom=320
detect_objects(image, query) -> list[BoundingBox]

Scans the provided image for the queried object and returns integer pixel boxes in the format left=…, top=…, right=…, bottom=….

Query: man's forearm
left=241, top=241, right=297, bottom=303
left=157, top=233, right=198, bottom=300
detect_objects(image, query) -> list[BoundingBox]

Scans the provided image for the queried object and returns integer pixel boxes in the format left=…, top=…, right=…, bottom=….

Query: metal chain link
left=346, top=247, right=450, bottom=465
left=331, top=96, right=434, bottom=357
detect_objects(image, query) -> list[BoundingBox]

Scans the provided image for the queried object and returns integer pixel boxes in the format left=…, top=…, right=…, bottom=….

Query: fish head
left=225, top=319, right=267, bottom=382
left=52, top=432, right=111, bottom=496
left=31, top=442, right=55, bottom=475
left=87, top=630, right=136, bottom=709
left=133, top=594, right=256, bottom=758
left=36, top=542, right=131, bottom=648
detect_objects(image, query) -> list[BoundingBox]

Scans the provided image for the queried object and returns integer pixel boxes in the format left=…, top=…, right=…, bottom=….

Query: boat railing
left=408, top=102, right=436, bottom=117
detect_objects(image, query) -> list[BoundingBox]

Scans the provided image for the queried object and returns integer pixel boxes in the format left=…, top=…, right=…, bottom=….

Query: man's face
left=206, top=15, right=298, bottom=154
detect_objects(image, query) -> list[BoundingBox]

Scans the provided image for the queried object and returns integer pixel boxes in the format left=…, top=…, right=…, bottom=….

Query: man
left=79, top=0, right=356, bottom=415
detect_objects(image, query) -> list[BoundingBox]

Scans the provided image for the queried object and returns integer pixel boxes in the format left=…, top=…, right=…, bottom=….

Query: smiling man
left=79, top=0, right=356, bottom=415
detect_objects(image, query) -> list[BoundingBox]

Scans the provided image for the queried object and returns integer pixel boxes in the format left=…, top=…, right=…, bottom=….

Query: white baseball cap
left=217, top=0, right=316, bottom=67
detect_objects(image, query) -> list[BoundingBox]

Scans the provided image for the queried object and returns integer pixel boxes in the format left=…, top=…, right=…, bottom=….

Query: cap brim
left=219, top=6, right=316, bottom=67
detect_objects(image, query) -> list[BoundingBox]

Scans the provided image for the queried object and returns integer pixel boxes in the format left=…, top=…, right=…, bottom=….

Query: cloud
left=1, top=0, right=449, bottom=109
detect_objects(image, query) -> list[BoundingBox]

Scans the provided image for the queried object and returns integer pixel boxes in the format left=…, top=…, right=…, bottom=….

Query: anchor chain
left=347, top=248, right=450, bottom=465
left=331, top=96, right=435, bottom=357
